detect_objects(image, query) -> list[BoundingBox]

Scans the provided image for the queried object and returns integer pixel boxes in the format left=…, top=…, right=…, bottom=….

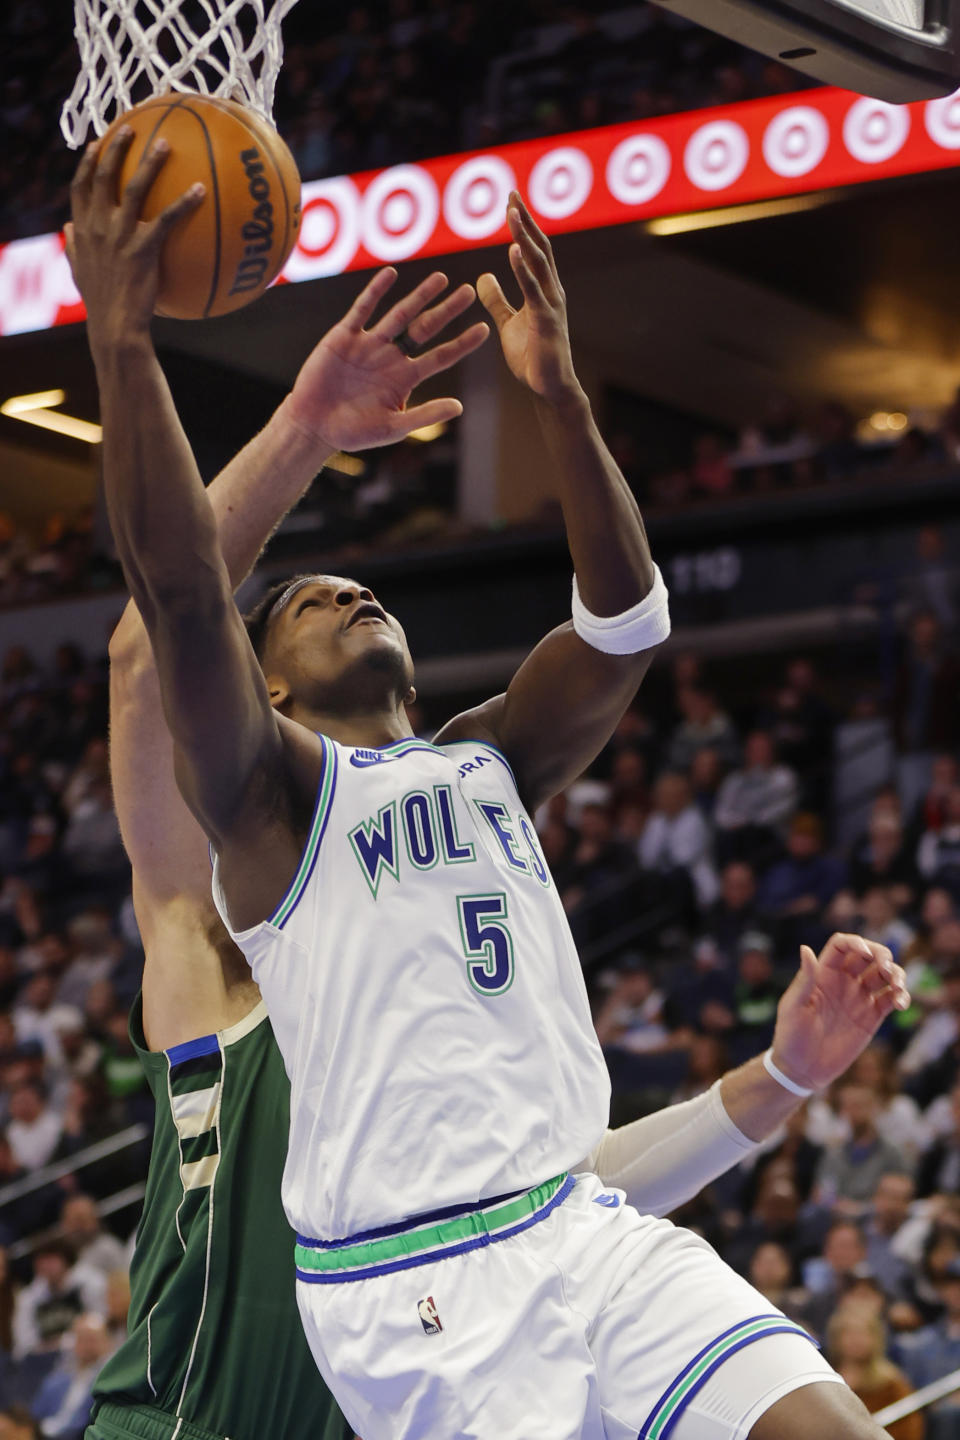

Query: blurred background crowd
left=1, top=568, right=960, bottom=1434
left=3, top=0, right=960, bottom=1436
left=0, top=0, right=810, bottom=245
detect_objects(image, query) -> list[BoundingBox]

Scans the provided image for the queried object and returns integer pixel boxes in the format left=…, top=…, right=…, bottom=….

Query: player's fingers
left=509, top=191, right=561, bottom=280
left=117, top=139, right=173, bottom=233
left=409, top=322, right=489, bottom=384
left=389, top=397, right=463, bottom=438
left=342, top=268, right=398, bottom=332
left=373, top=271, right=449, bottom=341
left=69, top=141, right=101, bottom=210
left=509, top=243, right=543, bottom=309
left=475, top=272, right=515, bottom=331
left=92, top=125, right=135, bottom=208
left=143, top=182, right=206, bottom=249
left=820, top=932, right=874, bottom=973
left=406, top=283, right=477, bottom=346
left=507, top=204, right=559, bottom=301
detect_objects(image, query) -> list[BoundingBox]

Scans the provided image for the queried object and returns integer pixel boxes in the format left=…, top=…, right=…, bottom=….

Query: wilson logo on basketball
left=229, top=147, right=276, bottom=297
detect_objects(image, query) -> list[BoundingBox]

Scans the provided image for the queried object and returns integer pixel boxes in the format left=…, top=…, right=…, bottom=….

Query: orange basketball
left=99, top=95, right=302, bottom=321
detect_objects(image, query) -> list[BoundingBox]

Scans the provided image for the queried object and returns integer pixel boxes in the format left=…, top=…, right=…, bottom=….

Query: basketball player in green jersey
left=78, top=133, right=909, bottom=1440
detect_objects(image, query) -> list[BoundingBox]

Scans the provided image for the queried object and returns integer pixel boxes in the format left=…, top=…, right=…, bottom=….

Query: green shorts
left=87, top=1404, right=226, bottom=1440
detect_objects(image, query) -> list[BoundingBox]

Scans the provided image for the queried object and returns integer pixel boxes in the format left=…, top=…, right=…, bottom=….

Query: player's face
left=263, top=575, right=414, bottom=710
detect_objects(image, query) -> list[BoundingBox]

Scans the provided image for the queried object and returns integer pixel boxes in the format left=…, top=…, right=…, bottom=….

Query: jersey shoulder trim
left=438, top=738, right=521, bottom=796
left=270, top=734, right=339, bottom=930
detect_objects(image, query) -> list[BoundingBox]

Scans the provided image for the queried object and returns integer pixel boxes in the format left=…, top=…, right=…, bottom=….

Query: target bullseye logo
left=842, top=98, right=910, bottom=164
left=288, top=177, right=361, bottom=279
left=444, top=156, right=516, bottom=240
left=762, top=106, right=829, bottom=178
left=362, top=165, right=439, bottom=262
left=529, top=147, right=593, bottom=219
left=605, top=134, right=671, bottom=207
left=925, top=87, right=960, bottom=149
left=684, top=120, right=749, bottom=191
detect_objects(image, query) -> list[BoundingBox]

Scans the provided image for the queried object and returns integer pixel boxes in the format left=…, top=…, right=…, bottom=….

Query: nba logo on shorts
left=418, top=1296, right=443, bottom=1334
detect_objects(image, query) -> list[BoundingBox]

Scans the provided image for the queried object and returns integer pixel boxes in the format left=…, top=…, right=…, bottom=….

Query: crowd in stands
left=1, top=1, right=808, bottom=245
left=1, top=561, right=960, bottom=1432
left=616, top=390, right=960, bottom=510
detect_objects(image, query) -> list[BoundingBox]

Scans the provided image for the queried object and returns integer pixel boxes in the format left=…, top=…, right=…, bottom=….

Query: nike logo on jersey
left=594, top=1193, right=621, bottom=1208
left=349, top=748, right=398, bottom=768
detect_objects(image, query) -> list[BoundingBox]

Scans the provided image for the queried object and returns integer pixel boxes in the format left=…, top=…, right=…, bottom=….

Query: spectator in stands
left=0, top=1408, right=42, bottom=1440
left=746, top=1241, right=815, bottom=1331
left=859, top=888, right=917, bottom=963
left=898, top=1258, right=960, bottom=1438
left=6, top=1081, right=61, bottom=1172
left=637, top=771, right=718, bottom=910
left=699, top=861, right=761, bottom=970
left=849, top=1045, right=928, bottom=1162
left=862, top=1173, right=916, bottom=1298
left=561, top=802, right=639, bottom=914
left=893, top=610, right=960, bottom=817
left=11, top=1241, right=105, bottom=1360
left=729, top=932, right=783, bottom=1057
left=814, top=1083, right=912, bottom=1215
left=827, top=1305, right=923, bottom=1440
left=31, top=1312, right=112, bottom=1438
left=690, top=434, right=734, bottom=499
left=713, top=729, right=798, bottom=865
left=55, top=913, right=120, bottom=1011
left=900, top=959, right=960, bottom=1086
left=723, top=1175, right=804, bottom=1279
left=758, top=812, right=847, bottom=942
left=688, top=745, right=723, bottom=822
left=849, top=811, right=918, bottom=914
left=917, top=1082, right=960, bottom=1198
left=915, top=753, right=960, bottom=837
left=917, top=786, right=960, bottom=902
left=593, top=961, right=668, bottom=1052
left=802, top=1221, right=870, bottom=1337
left=58, top=1197, right=125, bottom=1280
left=666, top=684, right=739, bottom=774
left=741, top=1104, right=823, bottom=1211
left=12, top=976, right=82, bottom=1068
left=0, top=1245, right=15, bottom=1354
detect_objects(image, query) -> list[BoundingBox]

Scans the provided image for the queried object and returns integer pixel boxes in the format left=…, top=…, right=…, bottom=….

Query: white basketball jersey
left=211, top=735, right=610, bottom=1240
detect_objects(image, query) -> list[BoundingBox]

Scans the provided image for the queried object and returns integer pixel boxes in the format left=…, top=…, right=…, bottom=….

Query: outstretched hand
left=284, top=269, right=489, bottom=454
left=771, top=933, right=910, bottom=1093
left=477, top=193, right=582, bottom=406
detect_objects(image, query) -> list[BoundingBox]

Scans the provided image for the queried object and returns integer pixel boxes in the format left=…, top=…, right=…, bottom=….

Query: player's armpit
left=437, top=622, right=653, bottom=812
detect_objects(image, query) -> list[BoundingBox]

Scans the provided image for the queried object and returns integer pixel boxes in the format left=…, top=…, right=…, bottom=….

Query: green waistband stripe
left=296, top=1174, right=567, bottom=1274
left=272, top=736, right=336, bottom=928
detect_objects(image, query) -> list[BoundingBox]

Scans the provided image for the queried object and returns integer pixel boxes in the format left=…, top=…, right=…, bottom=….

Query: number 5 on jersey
left=457, top=894, right=515, bottom=997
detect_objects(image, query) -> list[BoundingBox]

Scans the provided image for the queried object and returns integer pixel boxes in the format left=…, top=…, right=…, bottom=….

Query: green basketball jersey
left=92, top=998, right=351, bottom=1440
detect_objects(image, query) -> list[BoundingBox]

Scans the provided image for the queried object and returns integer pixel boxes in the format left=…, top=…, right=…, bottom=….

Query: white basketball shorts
left=294, top=1171, right=842, bottom=1440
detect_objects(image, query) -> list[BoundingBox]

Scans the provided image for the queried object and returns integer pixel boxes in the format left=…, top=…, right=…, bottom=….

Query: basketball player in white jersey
left=70, top=131, right=906, bottom=1440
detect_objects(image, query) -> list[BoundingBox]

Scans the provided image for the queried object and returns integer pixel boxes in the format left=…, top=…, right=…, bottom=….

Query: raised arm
left=585, top=935, right=910, bottom=1215
left=70, top=134, right=291, bottom=914
left=436, top=195, right=665, bottom=810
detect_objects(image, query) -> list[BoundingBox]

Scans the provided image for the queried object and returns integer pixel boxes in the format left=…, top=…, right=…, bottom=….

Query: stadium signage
left=1, top=85, right=959, bottom=336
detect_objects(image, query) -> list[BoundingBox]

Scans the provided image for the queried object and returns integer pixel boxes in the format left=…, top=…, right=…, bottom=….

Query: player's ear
left=404, top=686, right=417, bottom=706
left=265, top=673, right=291, bottom=713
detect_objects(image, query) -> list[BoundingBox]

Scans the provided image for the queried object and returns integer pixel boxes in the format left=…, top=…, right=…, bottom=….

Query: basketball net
left=60, top=0, right=300, bottom=149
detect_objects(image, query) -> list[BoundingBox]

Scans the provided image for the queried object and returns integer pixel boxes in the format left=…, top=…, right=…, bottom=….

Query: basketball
left=98, top=95, right=302, bottom=321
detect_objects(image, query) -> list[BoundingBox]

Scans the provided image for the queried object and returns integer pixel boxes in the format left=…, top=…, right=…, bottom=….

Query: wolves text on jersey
left=347, top=782, right=550, bottom=899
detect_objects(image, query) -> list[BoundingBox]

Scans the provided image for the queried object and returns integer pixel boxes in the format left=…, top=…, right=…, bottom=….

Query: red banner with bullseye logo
left=1, top=85, right=959, bottom=336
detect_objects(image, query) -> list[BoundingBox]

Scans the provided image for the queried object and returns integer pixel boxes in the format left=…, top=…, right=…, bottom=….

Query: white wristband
left=762, top=1048, right=813, bottom=1098
left=571, top=565, right=671, bottom=655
